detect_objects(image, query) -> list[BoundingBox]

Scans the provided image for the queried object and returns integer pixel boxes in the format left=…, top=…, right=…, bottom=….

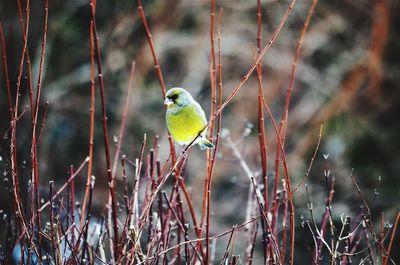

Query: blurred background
left=0, top=0, right=399, bottom=263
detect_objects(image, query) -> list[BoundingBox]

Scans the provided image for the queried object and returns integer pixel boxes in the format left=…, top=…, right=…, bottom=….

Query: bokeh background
left=0, top=0, right=399, bottom=263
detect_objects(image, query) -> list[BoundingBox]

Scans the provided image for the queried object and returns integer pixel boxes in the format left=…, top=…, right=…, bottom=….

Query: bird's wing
left=193, top=101, right=208, bottom=125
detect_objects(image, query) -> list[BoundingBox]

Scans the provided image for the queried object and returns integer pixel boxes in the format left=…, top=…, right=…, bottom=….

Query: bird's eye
left=168, top=94, right=178, bottom=101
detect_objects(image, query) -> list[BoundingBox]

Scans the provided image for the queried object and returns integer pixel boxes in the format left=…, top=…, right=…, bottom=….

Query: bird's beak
left=164, top=98, right=173, bottom=106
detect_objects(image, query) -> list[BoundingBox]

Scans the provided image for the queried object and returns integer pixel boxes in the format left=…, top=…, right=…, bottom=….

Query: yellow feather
left=166, top=104, right=206, bottom=144
left=165, top=87, right=213, bottom=149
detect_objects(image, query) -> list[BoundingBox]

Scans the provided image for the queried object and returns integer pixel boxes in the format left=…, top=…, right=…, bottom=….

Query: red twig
left=282, top=0, right=318, bottom=262
left=111, top=61, right=136, bottom=178
left=255, top=0, right=270, bottom=260
left=69, top=165, right=75, bottom=245
left=39, top=157, right=89, bottom=212
left=208, top=0, right=217, bottom=143
left=177, top=173, right=202, bottom=252
left=14, top=0, right=30, bottom=112
left=111, top=60, right=136, bottom=255
left=379, top=213, right=386, bottom=263
left=49, top=181, right=61, bottom=264
left=206, top=0, right=297, bottom=129
left=261, top=92, right=296, bottom=264
left=0, top=23, right=13, bottom=119
left=139, top=214, right=262, bottom=264
left=280, top=181, right=289, bottom=263
left=256, top=0, right=269, bottom=226
left=274, top=3, right=318, bottom=253
left=89, top=1, right=120, bottom=259
left=280, top=0, right=318, bottom=138
left=37, top=101, right=49, bottom=143
left=82, top=176, right=95, bottom=263
left=221, top=225, right=237, bottom=264
left=315, top=171, right=335, bottom=264
left=80, top=21, right=96, bottom=231
left=16, top=0, right=35, bottom=120
left=135, top=0, right=177, bottom=165
left=30, top=0, right=49, bottom=244
left=382, top=212, right=400, bottom=265
left=291, top=125, right=323, bottom=195
left=121, top=157, right=129, bottom=215
left=11, top=0, right=31, bottom=247
left=204, top=1, right=218, bottom=261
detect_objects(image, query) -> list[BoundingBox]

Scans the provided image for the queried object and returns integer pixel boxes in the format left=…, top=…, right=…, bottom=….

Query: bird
left=164, top=87, right=214, bottom=150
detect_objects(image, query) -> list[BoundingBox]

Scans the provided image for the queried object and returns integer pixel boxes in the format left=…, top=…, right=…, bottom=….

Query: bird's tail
left=198, top=137, right=214, bottom=150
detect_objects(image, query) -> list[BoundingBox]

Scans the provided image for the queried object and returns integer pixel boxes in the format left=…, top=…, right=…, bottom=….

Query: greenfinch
left=164, top=87, right=214, bottom=150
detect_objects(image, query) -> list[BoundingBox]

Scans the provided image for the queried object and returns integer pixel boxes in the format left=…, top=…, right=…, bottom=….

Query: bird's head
left=164, top=87, right=193, bottom=107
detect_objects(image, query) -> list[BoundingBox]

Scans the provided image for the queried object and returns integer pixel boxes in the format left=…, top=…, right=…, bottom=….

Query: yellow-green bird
left=164, top=87, right=214, bottom=150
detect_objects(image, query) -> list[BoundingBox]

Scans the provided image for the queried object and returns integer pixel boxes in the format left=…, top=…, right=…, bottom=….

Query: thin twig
left=89, top=1, right=120, bottom=259
left=135, top=0, right=177, bottom=165
left=382, top=212, right=400, bottom=265
left=80, top=21, right=96, bottom=230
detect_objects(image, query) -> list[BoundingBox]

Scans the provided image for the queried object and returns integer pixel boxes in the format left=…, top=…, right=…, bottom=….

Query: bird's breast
left=166, top=105, right=207, bottom=144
